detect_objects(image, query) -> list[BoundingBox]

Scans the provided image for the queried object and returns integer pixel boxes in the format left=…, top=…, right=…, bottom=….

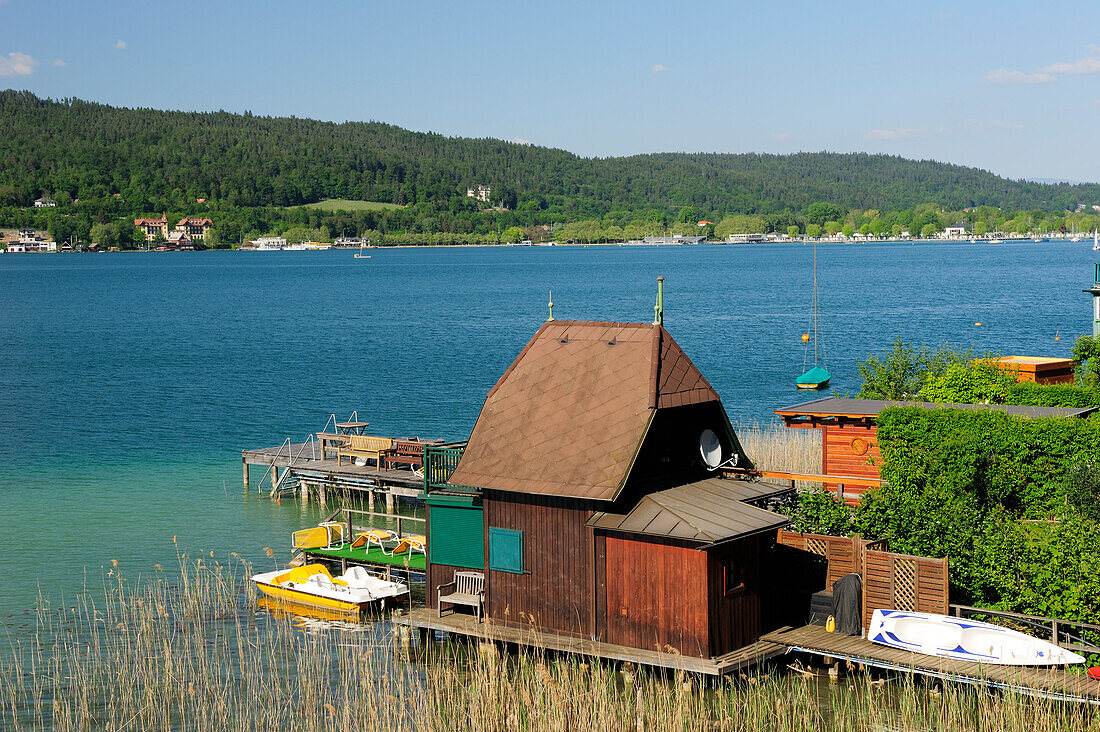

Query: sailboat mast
left=813, top=239, right=819, bottom=364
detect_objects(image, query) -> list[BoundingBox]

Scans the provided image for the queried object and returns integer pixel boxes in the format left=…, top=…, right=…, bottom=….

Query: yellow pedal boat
left=251, top=564, right=408, bottom=615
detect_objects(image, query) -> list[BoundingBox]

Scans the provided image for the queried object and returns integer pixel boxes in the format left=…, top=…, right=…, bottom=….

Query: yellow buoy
left=801, top=333, right=810, bottom=342
left=974, top=322, right=982, bottom=326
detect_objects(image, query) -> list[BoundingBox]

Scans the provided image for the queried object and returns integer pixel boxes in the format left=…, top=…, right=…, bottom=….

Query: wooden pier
left=762, top=624, right=1100, bottom=704
left=394, top=608, right=786, bottom=676
left=242, top=441, right=425, bottom=504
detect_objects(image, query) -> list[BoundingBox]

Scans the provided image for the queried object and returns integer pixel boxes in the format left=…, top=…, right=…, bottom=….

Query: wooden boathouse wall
left=601, top=534, right=766, bottom=659
left=821, top=424, right=880, bottom=485
left=603, top=535, right=709, bottom=657
left=483, top=491, right=595, bottom=636
left=706, top=537, right=763, bottom=656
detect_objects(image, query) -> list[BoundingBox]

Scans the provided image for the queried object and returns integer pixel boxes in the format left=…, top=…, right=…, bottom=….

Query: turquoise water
left=0, top=242, right=1092, bottom=613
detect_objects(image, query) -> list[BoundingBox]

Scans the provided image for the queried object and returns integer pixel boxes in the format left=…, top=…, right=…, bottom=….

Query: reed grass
left=735, top=420, right=822, bottom=475
left=2, top=551, right=1097, bottom=731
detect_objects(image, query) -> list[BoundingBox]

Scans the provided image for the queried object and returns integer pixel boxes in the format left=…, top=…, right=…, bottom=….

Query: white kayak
left=868, top=609, right=1085, bottom=666
left=252, top=564, right=408, bottom=615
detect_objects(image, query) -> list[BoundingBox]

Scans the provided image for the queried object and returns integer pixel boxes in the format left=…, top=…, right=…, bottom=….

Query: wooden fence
left=776, top=530, right=949, bottom=630
left=863, top=548, right=949, bottom=629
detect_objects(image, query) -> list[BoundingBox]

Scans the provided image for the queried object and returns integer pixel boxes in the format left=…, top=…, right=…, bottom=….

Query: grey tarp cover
left=831, top=573, right=863, bottom=636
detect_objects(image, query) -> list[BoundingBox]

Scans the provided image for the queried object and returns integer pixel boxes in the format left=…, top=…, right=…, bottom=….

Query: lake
left=0, top=240, right=1092, bottom=613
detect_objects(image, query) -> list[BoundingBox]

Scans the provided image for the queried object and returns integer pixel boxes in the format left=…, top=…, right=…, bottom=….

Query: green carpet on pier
left=306, top=543, right=426, bottom=572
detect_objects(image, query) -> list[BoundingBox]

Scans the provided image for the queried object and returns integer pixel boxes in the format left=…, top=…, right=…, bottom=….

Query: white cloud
left=1040, top=46, right=1100, bottom=76
left=769, top=133, right=791, bottom=141
left=981, top=69, right=1055, bottom=85
left=865, top=128, right=921, bottom=140
left=52, top=58, right=66, bottom=67
left=0, top=51, right=38, bottom=77
left=650, top=64, right=666, bottom=74
left=982, top=46, right=1100, bottom=85
left=510, top=137, right=532, bottom=146
left=114, top=39, right=127, bottom=50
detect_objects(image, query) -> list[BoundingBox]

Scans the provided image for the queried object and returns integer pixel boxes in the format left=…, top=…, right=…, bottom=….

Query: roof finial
left=547, top=290, right=554, bottom=321
left=653, top=276, right=664, bottom=325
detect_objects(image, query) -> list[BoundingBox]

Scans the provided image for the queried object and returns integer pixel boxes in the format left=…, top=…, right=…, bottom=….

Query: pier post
left=243, top=461, right=249, bottom=489
left=318, top=483, right=327, bottom=505
left=369, top=489, right=376, bottom=512
left=386, top=491, right=395, bottom=513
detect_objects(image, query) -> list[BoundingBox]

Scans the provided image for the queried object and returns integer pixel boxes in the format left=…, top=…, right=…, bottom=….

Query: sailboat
left=1092, top=230, right=1099, bottom=252
left=796, top=239, right=831, bottom=390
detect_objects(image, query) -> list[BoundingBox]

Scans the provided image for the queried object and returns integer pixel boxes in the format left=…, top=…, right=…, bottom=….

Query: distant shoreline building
left=466, top=184, right=491, bottom=203
left=135, top=216, right=170, bottom=241
left=34, top=196, right=57, bottom=208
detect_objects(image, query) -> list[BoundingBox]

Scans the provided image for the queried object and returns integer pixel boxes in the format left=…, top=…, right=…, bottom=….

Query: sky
left=1, top=0, right=1098, bottom=182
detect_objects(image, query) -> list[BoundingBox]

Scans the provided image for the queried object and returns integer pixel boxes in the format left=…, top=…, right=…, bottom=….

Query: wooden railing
left=951, top=604, right=1100, bottom=655
left=423, top=442, right=468, bottom=492
left=728, top=469, right=883, bottom=504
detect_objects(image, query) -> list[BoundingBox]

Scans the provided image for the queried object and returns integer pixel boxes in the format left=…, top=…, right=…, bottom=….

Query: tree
left=806, top=202, right=842, bottom=226
left=841, top=223, right=855, bottom=237
left=806, top=223, right=822, bottom=238
left=1072, top=335, right=1100, bottom=387
left=824, top=221, right=841, bottom=236
left=787, top=225, right=800, bottom=239
left=714, top=215, right=765, bottom=238
left=501, top=226, right=525, bottom=243
left=90, top=222, right=119, bottom=247
left=920, top=222, right=937, bottom=237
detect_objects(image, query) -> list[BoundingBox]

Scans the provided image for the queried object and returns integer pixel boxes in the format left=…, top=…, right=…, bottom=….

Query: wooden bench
left=336, top=435, right=393, bottom=467
left=380, top=439, right=429, bottom=470
left=437, top=570, right=485, bottom=621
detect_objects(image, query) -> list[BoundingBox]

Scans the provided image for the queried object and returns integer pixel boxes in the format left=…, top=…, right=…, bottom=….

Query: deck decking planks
left=394, top=608, right=785, bottom=675
left=242, top=443, right=424, bottom=494
left=762, top=624, right=1100, bottom=704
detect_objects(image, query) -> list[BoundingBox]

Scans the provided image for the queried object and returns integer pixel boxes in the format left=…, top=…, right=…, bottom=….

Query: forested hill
left=1, top=89, right=1097, bottom=216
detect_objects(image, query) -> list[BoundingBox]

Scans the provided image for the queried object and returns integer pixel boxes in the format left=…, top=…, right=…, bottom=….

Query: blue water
left=0, top=242, right=1091, bottom=612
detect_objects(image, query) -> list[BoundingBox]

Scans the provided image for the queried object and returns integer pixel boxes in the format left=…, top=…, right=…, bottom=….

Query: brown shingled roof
left=447, top=321, right=721, bottom=501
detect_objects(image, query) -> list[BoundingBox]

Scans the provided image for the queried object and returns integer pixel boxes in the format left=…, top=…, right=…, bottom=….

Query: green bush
left=1005, top=381, right=1100, bottom=408
left=790, top=489, right=854, bottom=535
left=920, top=362, right=1015, bottom=404
left=872, top=407, right=1100, bottom=518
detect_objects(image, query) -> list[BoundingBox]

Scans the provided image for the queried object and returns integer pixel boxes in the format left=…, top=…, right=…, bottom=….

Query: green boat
left=796, top=365, right=831, bottom=390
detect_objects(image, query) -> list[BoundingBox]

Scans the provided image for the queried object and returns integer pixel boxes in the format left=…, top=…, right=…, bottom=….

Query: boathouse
left=774, top=397, right=1095, bottom=502
left=421, top=319, right=793, bottom=664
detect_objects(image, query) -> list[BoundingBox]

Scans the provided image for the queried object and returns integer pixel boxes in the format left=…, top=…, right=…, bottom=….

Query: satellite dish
left=699, top=429, right=723, bottom=469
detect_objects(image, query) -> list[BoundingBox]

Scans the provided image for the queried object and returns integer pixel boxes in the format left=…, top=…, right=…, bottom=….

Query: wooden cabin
left=984, top=356, right=1075, bottom=385
left=422, top=320, right=792, bottom=663
left=775, top=397, right=1096, bottom=500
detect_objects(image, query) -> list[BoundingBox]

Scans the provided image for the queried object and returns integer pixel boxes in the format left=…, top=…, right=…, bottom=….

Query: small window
left=723, top=556, right=745, bottom=595
left=488, top=528, right=524, bottom=574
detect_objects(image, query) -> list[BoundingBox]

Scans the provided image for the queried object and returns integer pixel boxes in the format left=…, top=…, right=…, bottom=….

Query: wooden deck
left=394, top=608, right=785, bottom=675
left=762, top=624, right=1100, bottom=704
left=242, top=443, right=423, bottom=495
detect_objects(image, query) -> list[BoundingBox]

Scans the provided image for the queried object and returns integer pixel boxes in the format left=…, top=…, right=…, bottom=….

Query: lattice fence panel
left=805, top=537, right=828, bottom=557
left=893, top=557, right=916, bottom=611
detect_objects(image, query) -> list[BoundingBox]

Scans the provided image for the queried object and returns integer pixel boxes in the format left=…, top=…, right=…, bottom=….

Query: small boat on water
left=1092, top=230, right=1099, bottom=251
left=869, top=609, right=1085, bottom=666
left=252, top=564, right=408, bottom=614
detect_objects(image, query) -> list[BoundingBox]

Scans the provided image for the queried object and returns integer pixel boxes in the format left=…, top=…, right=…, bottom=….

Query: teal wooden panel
left=429, top=504, right=484, bottom=569
left=488, top=527, right=524, bottom=574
